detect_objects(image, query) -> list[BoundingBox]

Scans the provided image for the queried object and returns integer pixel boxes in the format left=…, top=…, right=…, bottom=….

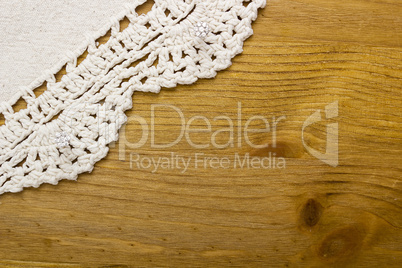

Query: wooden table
left=1, top=0, right=401, bottom=267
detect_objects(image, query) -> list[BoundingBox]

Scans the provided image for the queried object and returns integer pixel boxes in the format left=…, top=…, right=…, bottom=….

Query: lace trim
left=0, top=1, right=142, bottom=112
left=0, top=0, right=266, bottom=195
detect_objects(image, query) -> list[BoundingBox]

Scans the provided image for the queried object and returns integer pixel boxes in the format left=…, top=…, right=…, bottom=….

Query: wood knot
left=318, top=225, right=364, bottom=262
left=301, top=198, right=323, bottom=228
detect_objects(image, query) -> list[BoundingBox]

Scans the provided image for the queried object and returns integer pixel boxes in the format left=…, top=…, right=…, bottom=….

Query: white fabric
left=0, top=0, right=266, bottom=195
left=0, top=0, right=133, bottom=106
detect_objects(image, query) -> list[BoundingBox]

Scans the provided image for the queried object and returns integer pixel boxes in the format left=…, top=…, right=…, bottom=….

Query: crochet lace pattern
left=0, top=0, right=266, bottom=195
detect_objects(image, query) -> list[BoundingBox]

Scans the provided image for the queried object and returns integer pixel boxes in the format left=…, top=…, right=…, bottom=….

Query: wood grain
left=1, top=0, right=401, bottom=267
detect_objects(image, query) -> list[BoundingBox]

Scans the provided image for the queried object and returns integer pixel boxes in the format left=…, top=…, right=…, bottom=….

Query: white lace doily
left=0, top=0, right=266, bottom=195
left=0, top=0, right=135, bottom=106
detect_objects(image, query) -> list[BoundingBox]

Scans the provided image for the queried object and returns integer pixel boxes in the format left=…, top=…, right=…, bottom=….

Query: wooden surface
left=1, top=0, right=401, bottom=267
